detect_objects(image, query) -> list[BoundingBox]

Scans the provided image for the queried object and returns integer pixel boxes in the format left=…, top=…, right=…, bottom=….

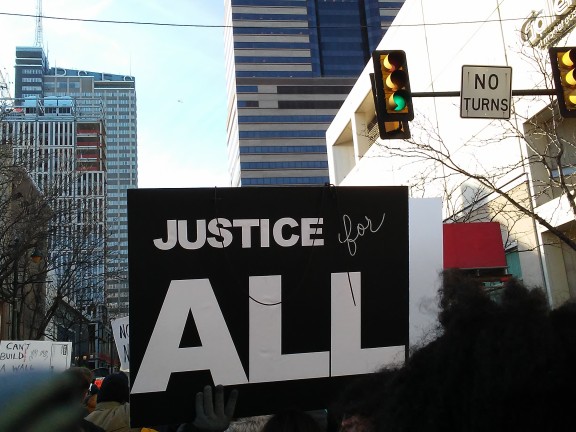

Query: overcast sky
left=0, top=0, right=230, bottom=188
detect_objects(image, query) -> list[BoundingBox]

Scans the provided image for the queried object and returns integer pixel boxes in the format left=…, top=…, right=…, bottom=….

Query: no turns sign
left=460, top=65, right=512, bottom=119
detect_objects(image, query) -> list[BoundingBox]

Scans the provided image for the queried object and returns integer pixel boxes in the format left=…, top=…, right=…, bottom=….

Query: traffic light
left=549, top=47, right=576, bottom=118
left=372, top=50, right=414, bottom=122
left=370, top=73, right=411, bottom=140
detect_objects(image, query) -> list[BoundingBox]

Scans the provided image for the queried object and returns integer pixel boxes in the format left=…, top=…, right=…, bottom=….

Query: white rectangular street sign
left=461, top=65, right=512, bottom=119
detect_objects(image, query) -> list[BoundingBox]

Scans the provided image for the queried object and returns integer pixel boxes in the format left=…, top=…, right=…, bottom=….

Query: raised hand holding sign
left=192, top=385, right=238, bottom=432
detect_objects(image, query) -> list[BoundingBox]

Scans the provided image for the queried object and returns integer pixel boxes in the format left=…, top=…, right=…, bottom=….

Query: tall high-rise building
left=224, top=0, right=404, bottom=187
left=14, top=46, right=137, bottom=316
left=2, top=96, right=107, bottom=305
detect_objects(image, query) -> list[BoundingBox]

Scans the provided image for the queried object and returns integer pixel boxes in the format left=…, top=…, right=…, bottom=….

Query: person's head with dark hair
left=261, top=409, right=322, bottom=432
left=368, top=270, right=576, bottom=432
left=228, top=416, right=271, bottom=432
left=97, top=372, right=129, bottom=404
left=330, top=369, right=396, bottom=432
left=64, top=366, right=94, bottom=402
left=550, top=299, right=576, bottom=359
left=343, top=370, right=396, bottom=417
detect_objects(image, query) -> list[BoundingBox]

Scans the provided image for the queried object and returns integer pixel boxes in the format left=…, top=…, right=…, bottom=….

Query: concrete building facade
left=1, top=96, right=118, bottom=369
left=224, top=0, right=405, bottom=187
left=2, top=97, right=106, bottom=304
left=326, top=0, right=576, bottom=306
left=14, top=47, right=137, bottom=316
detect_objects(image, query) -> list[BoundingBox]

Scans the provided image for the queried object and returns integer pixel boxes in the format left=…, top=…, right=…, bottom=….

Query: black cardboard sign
left=128, top=186, right=408, bottom=427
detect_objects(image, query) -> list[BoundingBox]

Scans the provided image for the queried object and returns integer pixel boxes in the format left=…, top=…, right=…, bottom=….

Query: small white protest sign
left=111, top=316, right=130, bottom=372
left=0, top=341, right=71, bottom=374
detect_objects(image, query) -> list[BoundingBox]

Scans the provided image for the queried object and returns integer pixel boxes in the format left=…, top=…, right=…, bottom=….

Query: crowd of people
left=0, top=270, right=574, bottom=431
left=330, top=270, right=576, bottom=432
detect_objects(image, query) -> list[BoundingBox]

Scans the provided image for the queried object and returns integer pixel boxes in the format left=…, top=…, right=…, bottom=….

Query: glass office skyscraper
left=225, top=0, right=404, bottom=186
left=14, top=46, right=137, bottom=317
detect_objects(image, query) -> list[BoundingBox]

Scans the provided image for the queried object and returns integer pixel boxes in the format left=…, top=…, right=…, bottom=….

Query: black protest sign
left=128, top=186, right=408, bottom=427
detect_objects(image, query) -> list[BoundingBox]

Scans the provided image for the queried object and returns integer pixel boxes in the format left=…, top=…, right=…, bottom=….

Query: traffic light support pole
left=410, top=89, right=556, bottom=97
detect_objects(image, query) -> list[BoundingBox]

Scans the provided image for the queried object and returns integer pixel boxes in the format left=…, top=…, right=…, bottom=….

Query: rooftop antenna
left=34, top=0, right=43, bottom=48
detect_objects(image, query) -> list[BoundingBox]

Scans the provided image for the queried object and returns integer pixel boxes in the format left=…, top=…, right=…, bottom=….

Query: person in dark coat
left=84, top=372, right=139, bottom=432
left=66, top=366, right=106, bottom=432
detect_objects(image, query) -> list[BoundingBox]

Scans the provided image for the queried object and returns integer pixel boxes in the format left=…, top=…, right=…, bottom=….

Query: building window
left=238, top=101, right=259, bottom=108
left=240, top=145, right=326, bottom=154
left=239, top=130, right=326, bottom=139
left=242, top=176, right=329, bottom=185
left=505, top=247, right=522, bottom=280
left=238, top=115, right=334, bottom=123
left=241, top=161, right=328, bottom=169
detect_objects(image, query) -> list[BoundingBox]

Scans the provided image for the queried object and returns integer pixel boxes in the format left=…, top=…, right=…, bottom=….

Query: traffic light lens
left=386, top=70, right=407, bottom=91
left=561, top=49, right=576, bottom=68
left=382, top=52, right=404, bottom=71
left=391, top=93, right=407, bottom=111
left=566, top=69, right=576, bottom=87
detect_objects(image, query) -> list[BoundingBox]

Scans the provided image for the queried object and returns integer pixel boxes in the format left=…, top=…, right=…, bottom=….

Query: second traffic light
left=372, top=50, right=414, bottom=122
left=549, top=46, right=576, bottom=118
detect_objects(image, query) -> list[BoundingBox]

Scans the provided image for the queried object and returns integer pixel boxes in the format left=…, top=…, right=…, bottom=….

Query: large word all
left=131, top=272, right=404, bottom=394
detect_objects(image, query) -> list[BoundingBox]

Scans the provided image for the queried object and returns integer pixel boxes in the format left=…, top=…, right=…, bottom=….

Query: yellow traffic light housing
left=549, top=47, right=576, bottom=118
left=370, top=73, right=411, bottom=140
left=372, top=50, right=414, bottom=122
